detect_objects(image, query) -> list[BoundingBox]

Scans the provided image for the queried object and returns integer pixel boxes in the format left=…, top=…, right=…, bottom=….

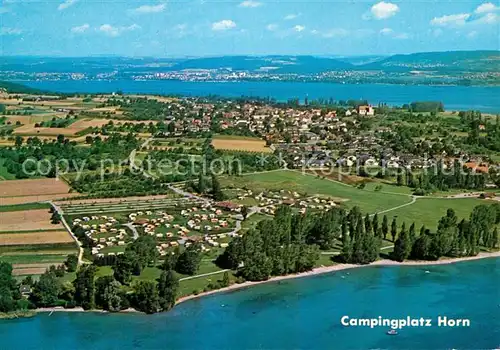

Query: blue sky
left=1, top=0, right=499, bottom=57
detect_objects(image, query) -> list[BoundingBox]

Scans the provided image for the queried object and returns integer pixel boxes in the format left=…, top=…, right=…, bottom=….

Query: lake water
left=21, top=80, right=500, bottom=113
left=1, top=258, right=498, bottom=349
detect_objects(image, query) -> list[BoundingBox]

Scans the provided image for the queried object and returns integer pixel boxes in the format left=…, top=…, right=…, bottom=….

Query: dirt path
left=179, top=269, right=230, bottom=282
left=373, top=196, right=417, bottom=215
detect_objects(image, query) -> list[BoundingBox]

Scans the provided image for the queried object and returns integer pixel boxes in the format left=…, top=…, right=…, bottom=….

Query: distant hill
left=169, top=55, right=354, bottom=74
left=363, top=50, right=500, bottom=72
left=0, top=81, right=48, bottom=94
left=333, top=55, right=388, bottom=66
left=1, top=51, right=499, bottom=77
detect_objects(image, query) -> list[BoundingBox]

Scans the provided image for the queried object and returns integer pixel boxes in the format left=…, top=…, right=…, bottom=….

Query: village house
left=357, top=105, right=375, bottom=116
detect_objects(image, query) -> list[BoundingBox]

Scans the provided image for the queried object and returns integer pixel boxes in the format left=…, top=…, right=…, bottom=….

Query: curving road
left=123, top=222, right=139, bottom=240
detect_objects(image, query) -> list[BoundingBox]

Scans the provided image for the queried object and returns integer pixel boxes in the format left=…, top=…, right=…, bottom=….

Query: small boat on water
left=386, top=329, right=398, bottom=335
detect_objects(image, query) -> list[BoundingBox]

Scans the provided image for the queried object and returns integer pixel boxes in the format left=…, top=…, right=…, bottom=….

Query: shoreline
left=31, top=252, right=500, bottom=315
left=176, top=251, right=500, bottom=305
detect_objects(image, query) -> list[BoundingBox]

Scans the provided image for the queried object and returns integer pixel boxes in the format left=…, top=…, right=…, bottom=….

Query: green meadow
left=385, top=197, right=494, bottom=232
left=222, top=170, right=412, bottom=214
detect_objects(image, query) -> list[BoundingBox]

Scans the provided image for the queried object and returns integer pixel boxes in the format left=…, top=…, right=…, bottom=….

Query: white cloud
left=212, top=20, right=236, bottom=31
left=266, top=23, right=278, bottom=31
left=284, top=13, right=300, bottom=20
left=475, top=12, right=499, bottom=24
left=0, top=27, right=22, bottom=35
left=394, top=32, right=410, bottom=39
left=467, top=30, right=478, bottom=38
left=321, top=28, right=349, bottom=38
left=58, top=0, right=77, bottom=11
left=239, top=1, right=261, bottom=8
left=379, top=27, right=409, bottom=39
left=474, top=2, right=499, bottom=14
left=379, top=27, right=393, bottom=35
left=432, top=28, right=443, bottom=37
left=175, top=24, right=187, bottom=31
left=367, top=2, right=400, bottom=20
left=293, top=25, right=305, bottom=32
left=99, top=24, right=140, bottom=37
left=131, top=3, right=166, bottom=14
left=430, top=13, right=470, bottom=26
left=71, top=23, right=90, bottom=33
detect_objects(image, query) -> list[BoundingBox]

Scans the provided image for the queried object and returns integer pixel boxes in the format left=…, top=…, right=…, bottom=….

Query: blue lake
left=20, top=80, right=500, bottom=113
left=1, top=258, right=498, bottom=350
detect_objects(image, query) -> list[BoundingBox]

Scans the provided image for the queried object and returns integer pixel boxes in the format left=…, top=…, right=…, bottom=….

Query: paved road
left=167, top=184, right=211, bottom=204
left=123, top=222, right=139, bottom=240
left=48, top=201, right=84, bottom=266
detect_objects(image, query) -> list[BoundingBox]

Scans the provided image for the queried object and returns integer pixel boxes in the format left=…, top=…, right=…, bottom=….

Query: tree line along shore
left=1, top=201, right=498, bottom=316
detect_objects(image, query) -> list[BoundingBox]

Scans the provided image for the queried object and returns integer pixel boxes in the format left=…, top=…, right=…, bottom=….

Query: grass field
left=0, top=254, right=68, bottom=265
left=0, top=202, right=51, bottom=212
left=222, top=170, right=412, bottom=214
left=386, top=197, right=493, bottom=231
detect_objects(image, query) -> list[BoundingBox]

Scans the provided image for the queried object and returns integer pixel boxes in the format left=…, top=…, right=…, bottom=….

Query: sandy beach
left=35, top=307, right=139, bottom=314
left=176, top=251, right=500, bottom=305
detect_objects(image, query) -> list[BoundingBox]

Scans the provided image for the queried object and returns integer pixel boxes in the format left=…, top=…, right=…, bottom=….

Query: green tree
left=158, top=269, right=179, bottom=312
left=73, top=265, right=96, bottom=310
left=95, top=276, right=122, bottom=312
left=31, top=269, right=61, bottom=307
left=411, top=233, right=432, bottom=260
left=393, top=222, right=411, bottom=262
left=133, top=281, right=160, bottom=314
left=391, top=218, right=397, bottom=242
left=14, top=136, right=23, bottom=148
left=211, top=174, right=224, bottom=201
left=491, top=228, right=498, bottom=249
left=175, top=244, right=202, bottom=275
left=382, top=215, right=389, bottom=240
left=372, top=214, right=379, bottom=235
left=364, top=213, right=372, bottom=235
left=197, top=172, right=206, bottom=194
left=64, top=254, right=78, bottom=272
left=341, top=229, right=352, bottom=262
left=113, top=252, right=135, bottom=285
left=50, top=211, right=61, bottom=224
left=409, top=222, right=416, bottom=245
left=0, top=262, right=20, bottom=312
left=241, top=205, right=249, bottom=220
left=221, top=271, right=230, bottom=287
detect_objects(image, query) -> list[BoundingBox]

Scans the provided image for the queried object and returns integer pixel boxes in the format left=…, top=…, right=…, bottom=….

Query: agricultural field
left=0, top=178, right=77, bottom=205
left=0, top=202, right=77, bottom=275
left=13, top=118, right=108, bottom=137
left=212, top=136, right=271, bottom=153
left=0, top=209, right=64, bottom=231
left=0, top=178, right=72, bottom=197
left=0, top=230, right=73, bottom=246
